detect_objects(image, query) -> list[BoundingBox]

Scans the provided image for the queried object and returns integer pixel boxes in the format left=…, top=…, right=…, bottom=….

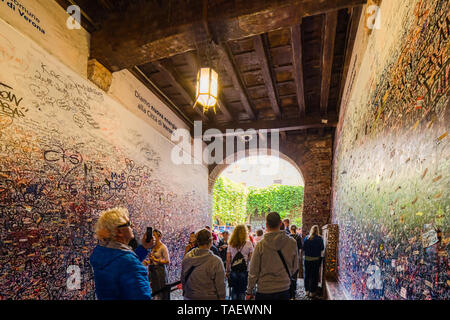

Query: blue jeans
left=229, top=271, right=248, bottom=300
left=255, top=289, right=290, bottom=300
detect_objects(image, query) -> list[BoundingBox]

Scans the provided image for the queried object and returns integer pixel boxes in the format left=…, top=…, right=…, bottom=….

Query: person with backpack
left=246, top=212, right=298, bottom=300
left=303, top=225, right=324, bottom=298
left=226, top=225, right=253, bottom=300
left=181, top=229, right=226, bottom=300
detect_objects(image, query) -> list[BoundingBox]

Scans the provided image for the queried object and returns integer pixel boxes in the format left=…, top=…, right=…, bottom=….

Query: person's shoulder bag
left=277, top=250, right=298, bottom=299
left=182, top=265, right=196, bottom=296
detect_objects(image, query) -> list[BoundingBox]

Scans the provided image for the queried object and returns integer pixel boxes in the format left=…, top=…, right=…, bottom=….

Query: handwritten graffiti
left=0, top=27, right=210, bottom=299
left=0, top=83, right=28, bottom=137
left=333, top=0, right=449, bottom=300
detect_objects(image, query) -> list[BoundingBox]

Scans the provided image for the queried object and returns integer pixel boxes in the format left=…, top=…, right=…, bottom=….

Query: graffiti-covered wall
left=332, top=0, right=449, bottom=299
left=0, top=19, right=210, bottom=299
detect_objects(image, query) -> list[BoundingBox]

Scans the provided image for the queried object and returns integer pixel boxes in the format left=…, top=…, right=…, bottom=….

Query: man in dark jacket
left=90, top=207, right=155, bottom=300
left=217, top=230, right=229, bottom=265
left=283, top=219, right=291, bottom=235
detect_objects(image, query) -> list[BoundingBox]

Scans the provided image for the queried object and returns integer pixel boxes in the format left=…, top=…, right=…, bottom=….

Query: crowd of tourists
left=89, top=207, right=325, bottom=300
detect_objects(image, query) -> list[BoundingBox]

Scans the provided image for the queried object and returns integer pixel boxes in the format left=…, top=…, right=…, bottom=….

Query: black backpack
left=231, top=248, right=247, bottom=273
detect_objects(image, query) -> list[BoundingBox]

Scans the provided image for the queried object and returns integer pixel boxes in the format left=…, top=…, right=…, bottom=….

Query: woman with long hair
left=303, top=225, right=324, bottom=297
left=226, top=224, right=254, bottom=300
left=145, top=229, right=170, bottom=300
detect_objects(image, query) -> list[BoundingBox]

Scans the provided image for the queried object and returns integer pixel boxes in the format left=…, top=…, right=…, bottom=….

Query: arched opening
left=209, top=148, right=305, bottom=233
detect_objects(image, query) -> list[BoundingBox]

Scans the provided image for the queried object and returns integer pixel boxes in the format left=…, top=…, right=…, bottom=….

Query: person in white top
left=226, top=225, right=254, bottom=300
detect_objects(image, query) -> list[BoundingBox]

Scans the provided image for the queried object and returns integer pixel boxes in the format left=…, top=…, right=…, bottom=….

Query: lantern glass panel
left=196, top=67, right=218, bottom=107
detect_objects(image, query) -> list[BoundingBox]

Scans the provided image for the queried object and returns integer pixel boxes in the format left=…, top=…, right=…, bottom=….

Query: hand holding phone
left=146, top=227, right=153, bottom=243
left=141, top=227, right=154, bottom=250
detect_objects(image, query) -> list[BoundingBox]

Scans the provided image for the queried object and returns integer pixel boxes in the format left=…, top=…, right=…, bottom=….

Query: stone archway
left=208, top=148, right=304, bottom=193
left=208, top=132, right=333, bottom=235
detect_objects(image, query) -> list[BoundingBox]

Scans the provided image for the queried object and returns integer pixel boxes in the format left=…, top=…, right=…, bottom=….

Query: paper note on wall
left=421, top=229, right=439, bottom=248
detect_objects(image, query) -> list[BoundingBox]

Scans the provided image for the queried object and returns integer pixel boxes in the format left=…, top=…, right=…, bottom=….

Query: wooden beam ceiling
left=90, top=0, right=367, bottom=71
left=320, top=11, right=338, bottom=116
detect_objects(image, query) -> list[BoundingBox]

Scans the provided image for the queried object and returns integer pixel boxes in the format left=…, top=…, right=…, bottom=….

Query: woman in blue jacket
left=90, top=207, right=155, bottom=300
left=303, top=225, right=324, bottom=298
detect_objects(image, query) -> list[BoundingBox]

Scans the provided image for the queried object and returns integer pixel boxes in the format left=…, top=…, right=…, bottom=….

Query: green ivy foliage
left=212, top=176, right=304, bottom=226
left=247, top=185, right=304, bottom=226
left=212, top=176, right=248, bottom=225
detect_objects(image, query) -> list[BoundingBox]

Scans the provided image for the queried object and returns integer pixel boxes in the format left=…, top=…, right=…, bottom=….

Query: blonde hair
left=309, top=225, right=320, bottom=240
left=95, top=207, right=129, bottom=241
left=228, top=224, right=248, bottom=249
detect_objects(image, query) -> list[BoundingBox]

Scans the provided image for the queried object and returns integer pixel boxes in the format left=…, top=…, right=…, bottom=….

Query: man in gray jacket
left=181, top=228, right=226, bottom=300
left=246, top=212, right=298, bottom=300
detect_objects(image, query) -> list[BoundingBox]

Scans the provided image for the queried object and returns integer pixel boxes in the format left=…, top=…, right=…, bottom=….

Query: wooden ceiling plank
left=217, top=42, right=256, bottom=120
left=320, top=10, right=338, bottom=116
left=253, top=34, right=282, bottom=118
left=291, top=23, right=306, bottom=117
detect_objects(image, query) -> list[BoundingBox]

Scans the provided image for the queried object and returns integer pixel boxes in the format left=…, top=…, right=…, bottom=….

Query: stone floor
left=169, top=278, right=324, bottom=300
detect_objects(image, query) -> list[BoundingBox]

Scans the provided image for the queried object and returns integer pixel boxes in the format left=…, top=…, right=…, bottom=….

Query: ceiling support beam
left=320, top=10, right=338, bottom=116
left=202, top=113, right=338, bottom=136
left=253, top=34, right=281, bottom=118
left=153, top=61, right=209, bottom=122
left=217, top=42, right=256, bottom=120
left=337, top=6, right=363, bottom=113
left=291, top=23, right=306, bottom=117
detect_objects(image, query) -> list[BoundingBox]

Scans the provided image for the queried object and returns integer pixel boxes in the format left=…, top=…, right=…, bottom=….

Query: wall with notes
left=332, top=0, right=449, bottom=299
left=0, top=18, right=210, bottom=299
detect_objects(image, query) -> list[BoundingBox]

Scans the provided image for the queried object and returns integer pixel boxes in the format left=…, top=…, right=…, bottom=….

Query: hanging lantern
left=194, top=67, right=218, bottom=113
